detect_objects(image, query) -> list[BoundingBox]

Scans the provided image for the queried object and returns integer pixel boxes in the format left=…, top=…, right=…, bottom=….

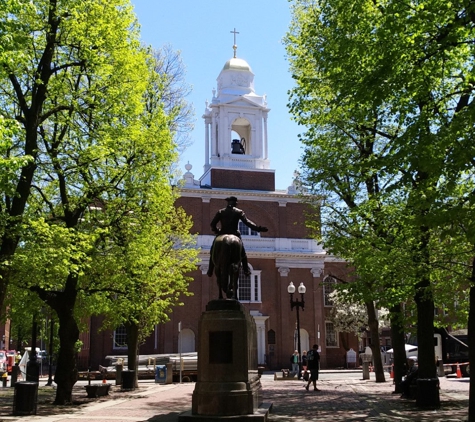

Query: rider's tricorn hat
left=225, top=196, right=238, bottom=203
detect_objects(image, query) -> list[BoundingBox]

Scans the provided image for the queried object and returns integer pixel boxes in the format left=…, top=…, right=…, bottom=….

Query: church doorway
left=179, top=328, right=195, bottom=353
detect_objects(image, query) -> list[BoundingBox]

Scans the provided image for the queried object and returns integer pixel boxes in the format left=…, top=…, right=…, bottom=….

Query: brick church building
left=81, top=49, right=358, bottom=371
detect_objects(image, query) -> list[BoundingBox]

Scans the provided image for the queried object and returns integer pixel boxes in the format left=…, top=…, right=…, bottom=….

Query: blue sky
left=131, top=0, right=303, bottom=190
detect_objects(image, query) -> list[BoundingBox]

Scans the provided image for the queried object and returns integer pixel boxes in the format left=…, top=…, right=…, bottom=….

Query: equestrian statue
left=207, top=196, right=268, bottom=300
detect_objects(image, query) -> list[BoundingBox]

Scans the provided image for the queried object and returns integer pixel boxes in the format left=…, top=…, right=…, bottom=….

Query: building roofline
left=178, top=187, right=317, bottom=204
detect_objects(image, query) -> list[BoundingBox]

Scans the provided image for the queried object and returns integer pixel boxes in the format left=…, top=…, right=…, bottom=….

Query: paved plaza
left=0, top=371, right=469, bottom=422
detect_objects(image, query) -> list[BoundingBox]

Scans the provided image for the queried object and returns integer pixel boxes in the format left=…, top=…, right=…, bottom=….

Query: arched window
left=113, top=325, right=127, bottom=350
left=267, top=329, right=276, bottom=345
left=238, top=266, right=261, bottom=302
left=323, top=276, right=337, bottom=306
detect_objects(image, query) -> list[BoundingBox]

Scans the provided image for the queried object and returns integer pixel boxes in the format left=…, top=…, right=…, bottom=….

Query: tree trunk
left=33, top=274, right=80, bottom=405
left=126, top=322, right=139, bottom=388
left=339, top=332, right=350, bottom=368
left=339, top=332, right=349, bottom=351
left=366, top=300, right=385, bottom=382
left=412, top=224, right=438, bottom=407
left=53, top=309, right=79, bottom=404
left=414, top=276, right=435, bottom=380
left=467, top=258, right=475, bottom=422
left=389, top=304, right=407, bottom=393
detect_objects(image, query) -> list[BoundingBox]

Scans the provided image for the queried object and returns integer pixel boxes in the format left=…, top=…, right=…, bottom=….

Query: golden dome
left=222, top=57, right=252, bottom=72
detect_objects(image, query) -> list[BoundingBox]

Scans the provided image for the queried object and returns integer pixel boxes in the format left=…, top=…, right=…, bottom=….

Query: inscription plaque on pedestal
left=209, top=331, right=232, bottom=364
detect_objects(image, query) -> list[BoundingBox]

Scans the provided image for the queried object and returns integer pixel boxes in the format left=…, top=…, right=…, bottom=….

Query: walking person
left=301, top=350, right=308, bottom=381
left=305, top=344, right=321, bottom=391
left=290, top=350, right=299, bottom=374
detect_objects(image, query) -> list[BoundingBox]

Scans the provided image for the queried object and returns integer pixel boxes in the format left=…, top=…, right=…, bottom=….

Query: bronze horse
left=211, top=234, right=243, bottom=299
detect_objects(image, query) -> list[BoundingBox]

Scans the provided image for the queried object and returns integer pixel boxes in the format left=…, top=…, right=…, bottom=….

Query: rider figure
left=207, top=196, right=268, bottom=277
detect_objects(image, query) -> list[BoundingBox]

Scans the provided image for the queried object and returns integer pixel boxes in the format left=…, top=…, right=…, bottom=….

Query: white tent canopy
left=386, top=344, right=418, bottom=355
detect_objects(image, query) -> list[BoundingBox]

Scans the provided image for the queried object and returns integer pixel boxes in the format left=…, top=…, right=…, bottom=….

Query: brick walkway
left=0, top=372, right=469, bottom=422
left=265, top=375, right=469, bottom=421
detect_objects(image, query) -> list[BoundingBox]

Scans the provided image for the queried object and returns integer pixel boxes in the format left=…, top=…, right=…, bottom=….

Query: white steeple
left=201, top=33, right=271, bottom=186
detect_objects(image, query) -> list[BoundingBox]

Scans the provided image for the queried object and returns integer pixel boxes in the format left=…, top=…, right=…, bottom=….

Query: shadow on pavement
left=147, top=411, right=182, bottom=422
left=263, top=381, right=468, bottom=421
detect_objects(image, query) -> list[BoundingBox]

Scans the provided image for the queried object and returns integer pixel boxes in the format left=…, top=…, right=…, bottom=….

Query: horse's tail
left=212, top=234, right=243, bottom=300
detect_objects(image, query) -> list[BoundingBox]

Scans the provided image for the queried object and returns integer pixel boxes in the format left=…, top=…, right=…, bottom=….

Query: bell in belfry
left=231, top=138, right=245, bottom=154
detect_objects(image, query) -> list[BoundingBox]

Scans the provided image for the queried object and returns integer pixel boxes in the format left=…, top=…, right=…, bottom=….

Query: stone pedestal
left=179, top=299, right=270, bottom=421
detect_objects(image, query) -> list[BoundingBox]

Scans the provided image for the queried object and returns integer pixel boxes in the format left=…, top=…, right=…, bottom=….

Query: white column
left=224, top=115, right=229, bottom=154
left=211, top=112, right=217, bottom=156
left=257, top=325, right=265, bottom=365
left=263, top=114, right=268, bottom=160
left=256, top=114, right=262, bottom=158
left=218, top=111, right=226, bottom=159
left=205, top=120, right=210, bottom=165
left=251, top=314, right=269, bottom=366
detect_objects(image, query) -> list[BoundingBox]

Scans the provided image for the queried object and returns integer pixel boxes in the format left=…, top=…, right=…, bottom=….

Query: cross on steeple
left=230, top=28, right=239, bottom=58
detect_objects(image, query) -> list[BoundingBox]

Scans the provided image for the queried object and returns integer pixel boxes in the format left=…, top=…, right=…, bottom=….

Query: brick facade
left=210, top=168, right=275, bottom=191
left=80, top=52, right=358, bottom=372
left=82, top=191, right=357, bottom=372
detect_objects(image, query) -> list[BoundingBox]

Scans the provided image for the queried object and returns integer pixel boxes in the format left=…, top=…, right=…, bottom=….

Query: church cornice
left=249, top=251, right=326, bottom=261
left=178, top=187, right=310, bottom=204
left=196, top=251, right=327, bottom=266
left=194, top=235, right=326, bottom=261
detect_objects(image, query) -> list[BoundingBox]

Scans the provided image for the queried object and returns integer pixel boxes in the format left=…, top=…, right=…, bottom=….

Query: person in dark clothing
left=400, top=357, right=418, bottom=398
left=305, top=344, right=321, bottom=391
left=207, top=197, right=268, bottom=277
left=301, top=350, right=308, bottom=380
left=290, top=350, right=299, bottom=374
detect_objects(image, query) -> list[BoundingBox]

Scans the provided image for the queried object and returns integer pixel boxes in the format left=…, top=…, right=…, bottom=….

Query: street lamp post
left=287, top=281, right=306, bottom=379
left=46, top=318, right=54, bottom=386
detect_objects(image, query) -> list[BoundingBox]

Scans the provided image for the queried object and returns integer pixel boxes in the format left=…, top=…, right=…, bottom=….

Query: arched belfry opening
left=231, top=118, right=251, bottom=155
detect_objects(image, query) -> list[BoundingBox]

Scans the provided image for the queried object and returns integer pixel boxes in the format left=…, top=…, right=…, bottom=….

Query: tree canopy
left=1, top=0, right=198, bottom=404
left=285, top=0, right=475, bottom=405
